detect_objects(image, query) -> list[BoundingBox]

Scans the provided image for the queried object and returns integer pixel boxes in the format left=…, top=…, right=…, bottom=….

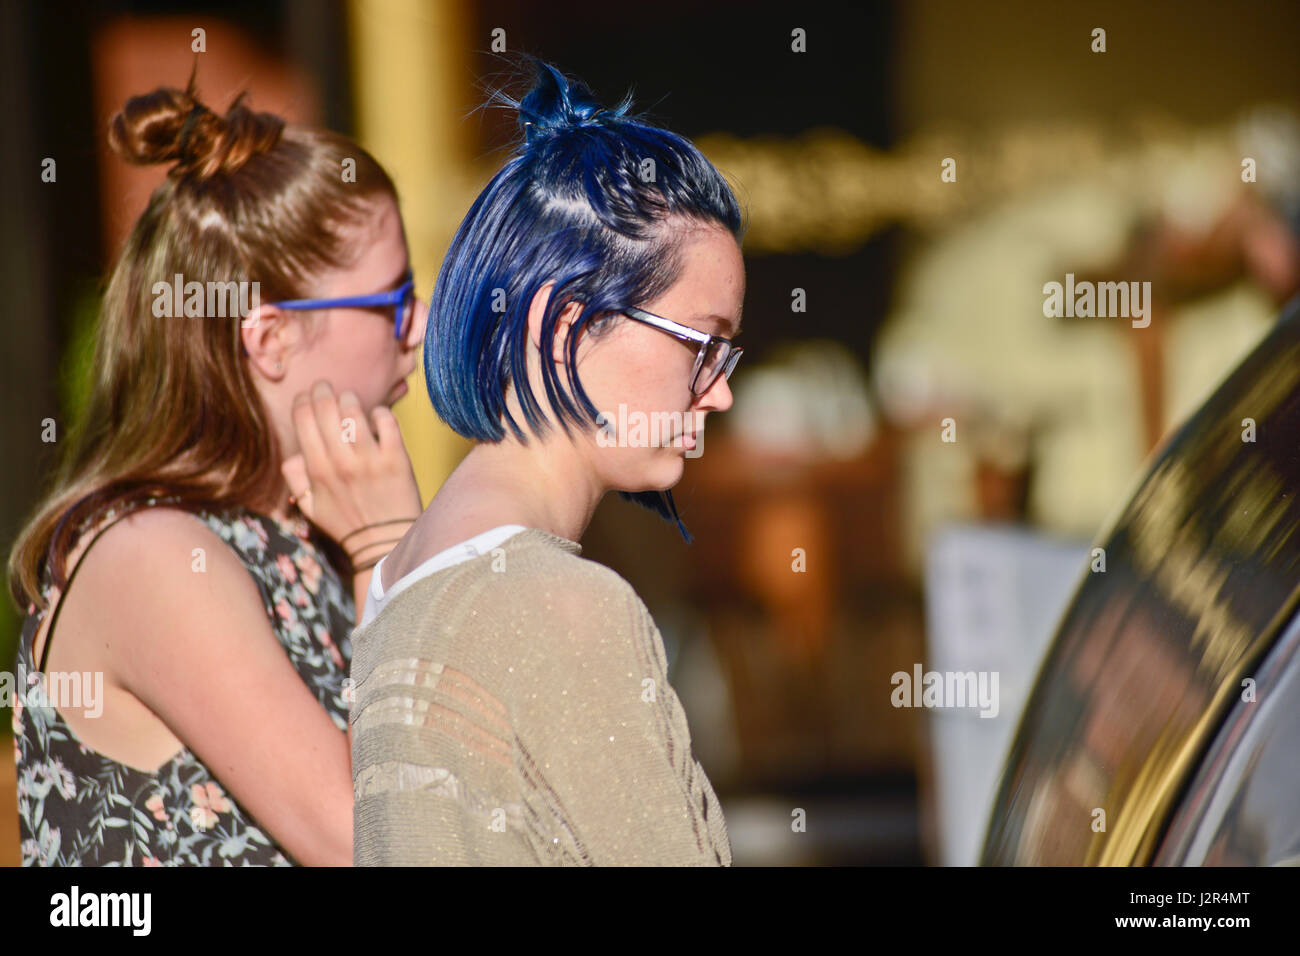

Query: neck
left=448, top=435, right=605, bottom=544
left=244, top=472, right=298, bottom=527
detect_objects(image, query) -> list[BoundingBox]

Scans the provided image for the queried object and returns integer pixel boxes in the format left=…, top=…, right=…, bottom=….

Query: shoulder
left=473, top=532, right=645, bottom=627
left=466, top=535, right=662, bottom=680
left=66, top=505, right=266, bottom=624
left=357, top=530, right=653, bottom=660
left=40, top=504, right=275, bottom=681
left=79, top=505, right=247, bottom=576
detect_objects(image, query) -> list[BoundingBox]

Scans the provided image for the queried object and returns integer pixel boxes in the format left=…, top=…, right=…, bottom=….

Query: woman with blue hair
left=350, top=59, right=746, bottom=865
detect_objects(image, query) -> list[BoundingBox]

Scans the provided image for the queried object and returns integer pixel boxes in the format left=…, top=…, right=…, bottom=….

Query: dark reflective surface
left=1155, top=607, right=1300, bottom=866
left=982, top=295, right=1300, bottom=865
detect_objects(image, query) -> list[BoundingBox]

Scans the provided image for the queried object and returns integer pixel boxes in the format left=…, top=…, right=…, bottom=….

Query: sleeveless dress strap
left=37, top=496, right=185, bottom=674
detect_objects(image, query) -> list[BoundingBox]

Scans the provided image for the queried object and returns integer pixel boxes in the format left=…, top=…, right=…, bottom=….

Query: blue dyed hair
left=425, top=57, right=745, bottom=541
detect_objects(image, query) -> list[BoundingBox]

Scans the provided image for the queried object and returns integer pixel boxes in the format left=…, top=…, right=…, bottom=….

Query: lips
left=389, top=380, right=409, bottom=403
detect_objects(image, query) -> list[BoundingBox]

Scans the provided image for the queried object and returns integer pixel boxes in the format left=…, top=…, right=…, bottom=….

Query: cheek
left=584, top=337, right=690, bottom=416
left=316, top=324, right=397, bottom=404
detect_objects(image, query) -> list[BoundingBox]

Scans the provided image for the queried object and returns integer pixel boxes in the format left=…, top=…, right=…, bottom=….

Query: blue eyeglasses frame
left=269, top=272, right=416, bottom=340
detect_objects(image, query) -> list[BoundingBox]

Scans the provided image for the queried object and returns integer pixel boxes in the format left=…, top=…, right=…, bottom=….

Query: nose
left=694, top=370, right=734, bottom=414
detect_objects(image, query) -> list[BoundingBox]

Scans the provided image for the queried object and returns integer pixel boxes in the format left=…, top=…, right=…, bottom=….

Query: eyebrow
left=697, top=308, right=742, bottom=337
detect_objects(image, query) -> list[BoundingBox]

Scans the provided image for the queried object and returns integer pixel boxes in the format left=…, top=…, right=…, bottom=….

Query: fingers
left=296, top=381, right=377, bottom=487
left=290, top=389, right=330, bottom=488
left=280, top=453, right=314, bottom=517
left=291, top=381, right=388, bottom=489
left=369, top=403, right=404, bottom=456
left=337, top=388, right=378, bottom=453
left=307, top=381, right=351, bottom=475
left=280, top=453, right=309, bottom=496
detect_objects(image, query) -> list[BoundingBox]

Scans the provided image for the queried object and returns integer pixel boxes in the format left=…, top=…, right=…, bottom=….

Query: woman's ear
left=525, top=281, right=584, bottom=365
left=526, top=282, right=555, bottom=353
left=550, top=301, right=587, bottom=366
left=241, top=304, right=292, bottom=377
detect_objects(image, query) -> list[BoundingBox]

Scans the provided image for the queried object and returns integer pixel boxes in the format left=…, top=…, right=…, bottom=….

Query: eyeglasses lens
left=694, top=339, right=730, bottom=394
left=396, top=288, right=413, bottom=340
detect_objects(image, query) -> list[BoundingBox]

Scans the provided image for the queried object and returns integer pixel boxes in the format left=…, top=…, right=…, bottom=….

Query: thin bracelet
left=351, top=553, right=387, bottom=572
left=349, top=546, right=398, bottom=572
left=338, top=517, right=419, bottom=548
left=348, top=538, right=403, bottom=561
left=345, top=535, right=405, bottom=564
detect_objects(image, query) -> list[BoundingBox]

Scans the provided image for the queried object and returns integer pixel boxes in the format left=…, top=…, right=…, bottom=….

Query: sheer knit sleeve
left=503, top=561, right=732, bottom=866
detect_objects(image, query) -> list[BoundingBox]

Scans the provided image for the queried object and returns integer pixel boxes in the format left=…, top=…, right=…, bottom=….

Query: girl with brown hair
left=7, top=78, right=424, bottom=866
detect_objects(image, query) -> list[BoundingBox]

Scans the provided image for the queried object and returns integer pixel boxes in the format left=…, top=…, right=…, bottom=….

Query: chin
left=641, top=455, right=686, bottom=492
left=598, top=447, right=686, bottom=494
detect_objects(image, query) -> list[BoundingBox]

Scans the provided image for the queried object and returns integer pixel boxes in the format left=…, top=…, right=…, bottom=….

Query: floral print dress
left=12, top=499, right=355, bottom=866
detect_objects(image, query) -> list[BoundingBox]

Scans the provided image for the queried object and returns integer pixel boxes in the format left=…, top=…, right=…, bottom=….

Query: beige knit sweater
left=350, top=527, right=731, bottom=866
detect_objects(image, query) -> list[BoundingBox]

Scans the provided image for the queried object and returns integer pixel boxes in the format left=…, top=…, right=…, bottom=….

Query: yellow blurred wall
left=347, top=0, right=476, bottom=501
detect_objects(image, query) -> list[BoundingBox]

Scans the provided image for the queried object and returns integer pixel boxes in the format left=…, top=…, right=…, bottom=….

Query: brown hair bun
left=108, top=80, right=285, bottom=183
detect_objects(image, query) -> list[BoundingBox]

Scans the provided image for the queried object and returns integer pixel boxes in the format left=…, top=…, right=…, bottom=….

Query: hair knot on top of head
left=514, top=60, right=629, bottom=148
left=108, top=77, right=285, bottom=184
left=176, top=103, right=211, bottom=162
